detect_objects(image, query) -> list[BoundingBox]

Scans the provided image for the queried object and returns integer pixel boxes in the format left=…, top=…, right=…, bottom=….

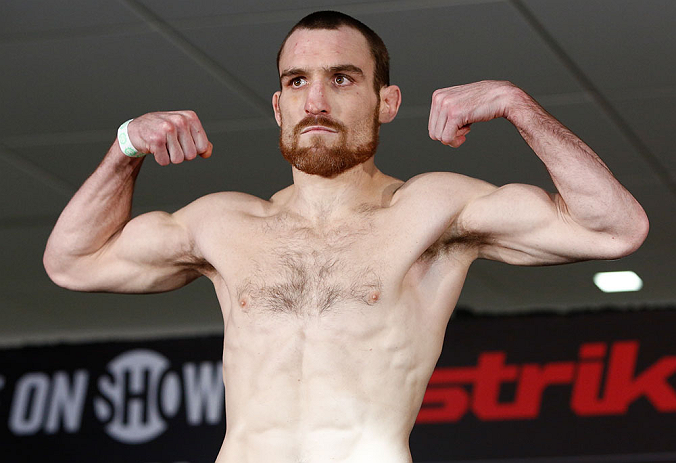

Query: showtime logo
left=94, top=349, right=225, bottom=444
left=94, top=349, right=179, bottom=443
left=417, top=340, right=676, bottom=422
left=7, top=349, right=224, bottom=444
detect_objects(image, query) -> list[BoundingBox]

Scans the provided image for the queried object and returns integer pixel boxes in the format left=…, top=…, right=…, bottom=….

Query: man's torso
left=191, top=174, right=478, bottom=463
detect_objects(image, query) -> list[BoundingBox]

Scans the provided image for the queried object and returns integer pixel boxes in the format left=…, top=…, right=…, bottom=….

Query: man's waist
left=219, top=428, right=412, bottom=463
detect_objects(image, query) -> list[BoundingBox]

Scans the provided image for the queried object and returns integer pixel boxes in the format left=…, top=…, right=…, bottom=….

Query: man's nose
left=304, top=82, right=330, bottom=115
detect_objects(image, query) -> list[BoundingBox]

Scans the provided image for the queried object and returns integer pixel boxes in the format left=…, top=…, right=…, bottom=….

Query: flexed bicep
left=456, top=183, right=630, bottom=265
left=90, top=210, right=205, bottom=293
left=48, top=207, right=205, bottom=294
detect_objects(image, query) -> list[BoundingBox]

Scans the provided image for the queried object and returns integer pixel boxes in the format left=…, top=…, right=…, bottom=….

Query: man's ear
left=272, top=91, right=282, bottom=127
left=378, top=85, right=401, bottom=124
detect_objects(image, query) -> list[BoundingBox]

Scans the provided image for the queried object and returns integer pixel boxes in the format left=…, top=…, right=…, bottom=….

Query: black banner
left=2, top=309, right=676, bottom=462
left=1, top=336, right=225, bottom=463
left=413, top=308, right=676, bottom=462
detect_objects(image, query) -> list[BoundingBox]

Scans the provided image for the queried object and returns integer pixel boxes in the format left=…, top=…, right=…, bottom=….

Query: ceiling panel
left=0, top=32, right=261, bottom=137
left=175, top=2, right=586, bottom=107
left=16, top=140, right=116, bottom=197
left=364, top=3, right=584, bottom=105
left=139, top=0, right=374, bottom=19
left=522, top=0, right=676, bottom=91
left=0, top=158, right=72, bottom=218
left=606, top=94, right=676, bottom=178
left=172, top=19, right=294, bottom=103
left=1, top=0, right=142, bottom=35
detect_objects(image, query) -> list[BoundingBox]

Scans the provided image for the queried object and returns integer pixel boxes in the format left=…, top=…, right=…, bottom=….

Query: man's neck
left=284, top=159, right=385, bottom=221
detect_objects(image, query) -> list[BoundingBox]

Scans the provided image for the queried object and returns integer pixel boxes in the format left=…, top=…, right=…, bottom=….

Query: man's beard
left=279, top=108, right=380, bottom=178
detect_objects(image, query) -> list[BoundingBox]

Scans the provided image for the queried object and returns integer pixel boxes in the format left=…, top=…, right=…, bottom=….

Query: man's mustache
left=293, top=115, right=346, bottom=136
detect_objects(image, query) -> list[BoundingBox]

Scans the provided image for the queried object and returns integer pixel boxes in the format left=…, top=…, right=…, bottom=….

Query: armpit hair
left=178, top=254, right=216, bottom=277
left=420, top=228, right=488, bottom=262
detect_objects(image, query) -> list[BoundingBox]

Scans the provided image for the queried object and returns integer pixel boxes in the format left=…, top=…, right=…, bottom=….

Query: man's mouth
left=301, top=126, right=338, bottom=134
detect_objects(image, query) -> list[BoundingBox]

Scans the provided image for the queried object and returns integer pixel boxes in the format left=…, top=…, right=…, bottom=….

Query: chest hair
left=236, top=213, right=383, bottom=316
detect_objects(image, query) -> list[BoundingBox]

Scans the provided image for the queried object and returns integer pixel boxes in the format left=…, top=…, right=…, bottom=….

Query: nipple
left=239, top=298, right=248, bottom=308
left=370, top=291, right=380, bottom=303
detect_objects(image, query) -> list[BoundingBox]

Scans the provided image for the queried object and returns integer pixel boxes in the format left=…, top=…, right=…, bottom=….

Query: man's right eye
left=290, top=77, right=306, bottom=87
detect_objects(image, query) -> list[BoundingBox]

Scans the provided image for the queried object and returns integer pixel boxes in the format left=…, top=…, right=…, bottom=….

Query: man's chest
left=209, top=214, right=402, bottom=316
left=201, top=202, right=472, bottom=319
left=236, top=245, right=384, bottom=316
left=228, top=218, right=391, bottom=317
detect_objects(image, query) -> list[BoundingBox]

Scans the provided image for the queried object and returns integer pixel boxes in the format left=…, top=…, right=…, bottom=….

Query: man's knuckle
left=150, top=132, right=166, bottom=145
left=159, top=121, right=174, bottom=133
left=173, top=116, right=189, bottom=129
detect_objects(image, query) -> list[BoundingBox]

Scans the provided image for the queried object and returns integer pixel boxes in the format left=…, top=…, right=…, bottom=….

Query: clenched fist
left=428, top=80, right=517, bottom=148
left=126, top=111, right=213, bottom=166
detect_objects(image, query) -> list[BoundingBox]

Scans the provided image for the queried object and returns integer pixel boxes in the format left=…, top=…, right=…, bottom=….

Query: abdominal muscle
left=214, top=290, right=444, bottom=463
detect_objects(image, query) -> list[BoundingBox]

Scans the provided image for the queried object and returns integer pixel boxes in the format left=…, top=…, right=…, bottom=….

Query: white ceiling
left=1, top=0, right=675, bottom=347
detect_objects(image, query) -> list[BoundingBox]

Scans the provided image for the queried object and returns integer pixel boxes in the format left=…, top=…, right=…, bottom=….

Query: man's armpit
left=419, top=223, right=486, bottom=262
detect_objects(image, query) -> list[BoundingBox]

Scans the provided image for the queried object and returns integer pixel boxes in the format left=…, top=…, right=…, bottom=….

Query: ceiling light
left=593, top=271, right=643, bottom=293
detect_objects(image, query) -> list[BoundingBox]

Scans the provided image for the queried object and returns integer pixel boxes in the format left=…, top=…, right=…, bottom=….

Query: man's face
left=274, top=27, right=382, bottom=177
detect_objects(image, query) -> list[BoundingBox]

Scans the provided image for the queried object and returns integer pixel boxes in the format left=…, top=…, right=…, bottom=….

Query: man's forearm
left=504, top=87, right=648, bottom=242
left=44, top=142, right=143, bottom=278
left=44, top=111, right=212, bottom=292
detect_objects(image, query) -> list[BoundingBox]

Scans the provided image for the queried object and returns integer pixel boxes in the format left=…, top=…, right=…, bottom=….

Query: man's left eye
left=334, top=75, right=350, bottom=85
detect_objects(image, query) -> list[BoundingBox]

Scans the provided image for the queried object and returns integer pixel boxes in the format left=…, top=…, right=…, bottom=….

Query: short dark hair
left=277, top=11, right=390, bottom=93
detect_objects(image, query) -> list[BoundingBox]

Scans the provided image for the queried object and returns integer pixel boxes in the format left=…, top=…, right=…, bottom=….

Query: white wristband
left=117, top=119, right=144, bottom=157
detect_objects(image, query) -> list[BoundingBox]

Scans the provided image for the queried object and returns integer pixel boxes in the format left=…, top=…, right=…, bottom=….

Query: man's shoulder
left=194, top=191, right=269, bottom=208
left=175, top=191, right=272, bottom=224
left=392, top=172, right=495, bottom=206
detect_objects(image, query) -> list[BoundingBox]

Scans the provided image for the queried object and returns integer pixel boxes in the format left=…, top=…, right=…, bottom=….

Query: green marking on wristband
left=118, top=118, right=141, bottom=157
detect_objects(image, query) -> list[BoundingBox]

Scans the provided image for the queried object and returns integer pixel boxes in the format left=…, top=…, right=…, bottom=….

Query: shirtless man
left=43, top=10, right=648, bottom=463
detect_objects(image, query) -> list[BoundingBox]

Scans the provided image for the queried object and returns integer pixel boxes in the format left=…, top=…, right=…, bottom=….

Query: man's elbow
left=628, top=211, right=650, bottom=254
left=43, top=248, right=86, bottom=291
left=43, top=250, right=70, bottom=289
left=605, top=210, right=649, bottom=259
